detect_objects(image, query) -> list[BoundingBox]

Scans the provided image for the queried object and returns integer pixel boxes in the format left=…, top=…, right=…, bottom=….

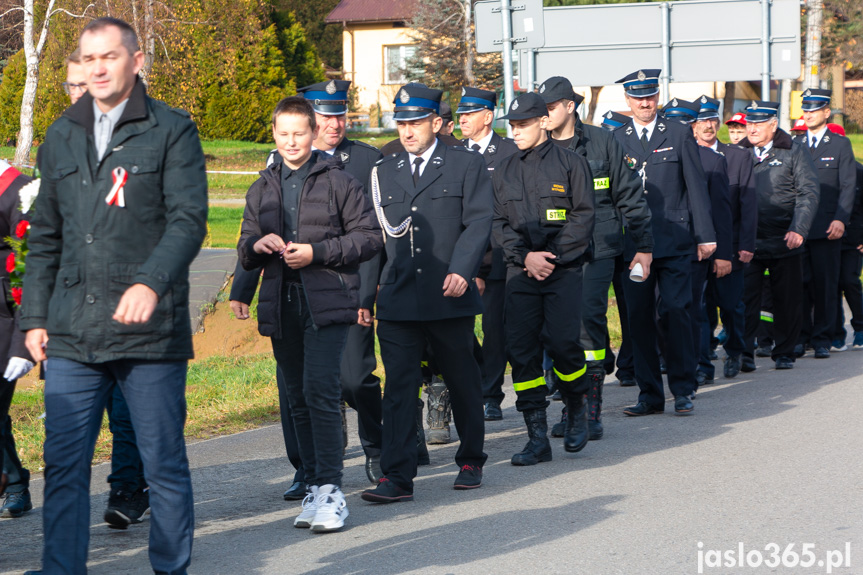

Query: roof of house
left=326, top=0, right=418, bottom=24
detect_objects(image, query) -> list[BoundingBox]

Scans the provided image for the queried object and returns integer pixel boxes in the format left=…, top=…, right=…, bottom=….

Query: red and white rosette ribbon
left=105, top=167, right=128, bottom=207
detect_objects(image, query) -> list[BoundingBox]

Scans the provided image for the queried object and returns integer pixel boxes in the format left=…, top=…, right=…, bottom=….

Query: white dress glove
left=4, top=357, right=35, bottom=381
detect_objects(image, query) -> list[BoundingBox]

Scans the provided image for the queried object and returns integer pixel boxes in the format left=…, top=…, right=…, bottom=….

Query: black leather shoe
left=283, top=481, right=307, bottom=501
left=674, top=395, right=694, bottom=414
left=365, top=455, right=382, bottom=484
left=793, top=343, right=806, bottom=358
left=724, top=356, right=741, bottom=378
left=453, top=464, right=482, bottom=489
left=618, top=376, right=636, bottom=387
left=361, top=478, right=414, bottom=503
left=695, top=371, right=713, bottom=386
left=755, top=344, right=773, bottom=357
left=814, top=346, right=830, bottom=359
left=623, top=402, right=663, bottom=416
left=740, top=355, right=756, bottom=373
left=775, top=356, right=794, bottom=369
left=483, top=400, right=503, bottom=421
left=550, top=406, right=566, bottom=437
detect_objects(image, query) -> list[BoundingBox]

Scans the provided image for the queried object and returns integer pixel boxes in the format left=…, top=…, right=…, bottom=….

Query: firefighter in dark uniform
left=539, top=76, right=652, bottom=440
left=834, top=160, right=863, bottom=349
left=231, top=80, right=386, bottom=493
left=739, top=100, right=819, bottom=369
left=491, top=92, right=594, bottom=465
left=661, top=99, right=733, bottom=393
left=793, top=89, right=857, bottom=358
left=600, top=109, right=639, bottom=389
left=693, top=95, right=757, bottom=379
left=457, top=86, right=518, bottom=421
left=361, top=84, right=491, bottom=502
left=612, top=69, right=716, bottom=416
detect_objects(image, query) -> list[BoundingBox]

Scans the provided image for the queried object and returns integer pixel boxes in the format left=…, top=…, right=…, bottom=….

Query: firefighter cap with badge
left=537, top=76, right=585, bottom=107
left=393, top=83, right=442, bottom=121
left=298, top=80, right=351, bottom=116
left=500, top=92, right=549, bottom=120
left=616, top=69, right=661, bottom=97
left=800, top=88, right=831, bottom=112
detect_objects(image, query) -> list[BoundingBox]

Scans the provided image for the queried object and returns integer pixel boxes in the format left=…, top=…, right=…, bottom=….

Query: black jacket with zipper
left=237, top=154, right=382, bottom=337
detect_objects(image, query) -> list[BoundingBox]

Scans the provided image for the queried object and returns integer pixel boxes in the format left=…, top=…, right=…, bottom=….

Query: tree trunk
left=723, top=81, right=736, bottom=121
left=463, top=0, right=475, bottom=84
left=14, top=0, right=38, bottom=167
left=586, top=86, right=602, bottom=126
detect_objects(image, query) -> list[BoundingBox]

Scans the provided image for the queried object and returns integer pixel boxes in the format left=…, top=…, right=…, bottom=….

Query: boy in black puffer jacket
left=238, top=96, right=382, bottom=533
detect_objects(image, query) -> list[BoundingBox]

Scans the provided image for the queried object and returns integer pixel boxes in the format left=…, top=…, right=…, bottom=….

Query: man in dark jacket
left=613, top=69, right=716, bottom=416
left=793, top=89, right=857, bottom=358
left=540, top=76, right=652, bottom=440
left=457, top=86, right=518, bottom=421
left=692, top=95, right=757, bottom=379
left=361, top=84, right=492, bottom=502
left=739, top=100, right=819, bottom=369
left=491, top=92, right=595, bottom=465
left=834, top=161, right=863, bottom=348
left=661, top=98, right=733, bottom=392
left=0, top=161, right=36, bottom=519
left=238, top=97, right=381, bottom=533
left=21, top=18, right=207, bottom=574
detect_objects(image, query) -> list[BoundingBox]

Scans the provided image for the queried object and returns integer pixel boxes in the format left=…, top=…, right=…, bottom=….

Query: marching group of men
left=225, top=67, right=861, bottom=535
left=2, top=13, right=861, bottom=572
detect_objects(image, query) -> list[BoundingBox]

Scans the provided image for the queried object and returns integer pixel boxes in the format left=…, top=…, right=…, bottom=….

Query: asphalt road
left=2, top=347, right=862, bottom=574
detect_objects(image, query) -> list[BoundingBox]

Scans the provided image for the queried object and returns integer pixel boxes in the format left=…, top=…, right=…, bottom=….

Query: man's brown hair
left=80, top=17, right=140, bottom=55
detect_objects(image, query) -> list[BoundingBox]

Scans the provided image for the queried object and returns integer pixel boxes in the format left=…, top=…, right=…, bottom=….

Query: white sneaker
left=310, top=484, right=348, bottom=532
left=293, top=485, right=318, bottom=528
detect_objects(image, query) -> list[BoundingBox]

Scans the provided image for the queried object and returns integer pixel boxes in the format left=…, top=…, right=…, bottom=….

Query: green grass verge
left=9, top=353, right=280, bottom=472
left=206, top=205, right=244, bottom=248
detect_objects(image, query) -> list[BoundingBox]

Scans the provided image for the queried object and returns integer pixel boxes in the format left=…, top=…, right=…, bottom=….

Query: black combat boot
left=416, top=399, right=430, bottom=466
left=511, top=409, right=552, bottom=466
left=586, top=370, right=604, bottom=440
left=563, top=393, right=589, bottom=453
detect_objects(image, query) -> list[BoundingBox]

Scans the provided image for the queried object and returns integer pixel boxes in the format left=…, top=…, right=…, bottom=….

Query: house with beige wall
left=327, top=0, right=420, bottom=128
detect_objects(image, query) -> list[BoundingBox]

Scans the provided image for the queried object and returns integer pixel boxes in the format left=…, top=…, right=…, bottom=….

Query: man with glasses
left=62, top=50, right=88, bottom=105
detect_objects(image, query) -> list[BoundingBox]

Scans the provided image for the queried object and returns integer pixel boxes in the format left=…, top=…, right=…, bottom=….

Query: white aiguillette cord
left=371, top=166, right=415, bottom=256
left=105, top=166, right=128, bottom=207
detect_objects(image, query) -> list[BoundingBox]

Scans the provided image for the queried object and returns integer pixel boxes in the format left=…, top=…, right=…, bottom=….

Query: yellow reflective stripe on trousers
left=512, top=376, right=547, bottom=392
left=554, top=365, right=587, bottom=382
left=584, top=349, right=606, bottom=361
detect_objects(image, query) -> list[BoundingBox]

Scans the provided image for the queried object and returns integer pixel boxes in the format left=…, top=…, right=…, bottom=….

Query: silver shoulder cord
left=371, top=165, right=415, bottom=255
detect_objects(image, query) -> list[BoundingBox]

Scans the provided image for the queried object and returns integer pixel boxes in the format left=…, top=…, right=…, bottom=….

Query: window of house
left=384, top=45, right=419, bottom=85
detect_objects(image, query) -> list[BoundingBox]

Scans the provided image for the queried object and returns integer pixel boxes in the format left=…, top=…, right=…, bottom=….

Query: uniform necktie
left=811, top=136, right=817, bottom=149
left=640, top=127, right=649, bottom=151
left=412, top=157, right=424, bottom=186
left=471, top=144, right=481, bottom=153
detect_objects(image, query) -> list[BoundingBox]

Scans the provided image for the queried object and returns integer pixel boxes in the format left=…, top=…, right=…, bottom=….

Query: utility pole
left=803, top=0, right=823, bottom=89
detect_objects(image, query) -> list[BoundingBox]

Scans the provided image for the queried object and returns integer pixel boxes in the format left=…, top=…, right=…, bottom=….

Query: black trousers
left=276, top=367, right=304, bottom=484
left=612, top=254, right=634, bottom=380
left=339, top=322, right=383, bottom=457
left=689, top=259, right=709, bottom=378
left=756, top=271, right=775, bottom=347
left=699, top=268, right=745, bottom=377
left=377, top=317, right=487, bottom=492
left=580, top=257, right=615, bottom=372
left=624, top=254, right=695, bottom=408
left=271, top=284, right=349, bottom=488
left=800, top=238, right=842, bottom=348
left=505, top=267, right=587, bottom=412
left=835, top=248, right=863, bottom=339
left=480, top=278, right=507, bottom=404
left=0, top=379, right=29, bottom=494
left=744, top=255, right=804, bottom=361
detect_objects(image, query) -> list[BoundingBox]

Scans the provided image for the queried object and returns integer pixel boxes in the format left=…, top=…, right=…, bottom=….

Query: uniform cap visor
left=311, top=104, right=348, bottom=116
left=625, top=85, right=660, bottom=98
